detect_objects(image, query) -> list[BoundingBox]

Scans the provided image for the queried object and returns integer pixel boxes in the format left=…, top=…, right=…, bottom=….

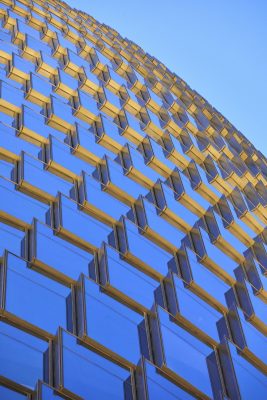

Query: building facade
left=0, top=0, right=266, bottom=398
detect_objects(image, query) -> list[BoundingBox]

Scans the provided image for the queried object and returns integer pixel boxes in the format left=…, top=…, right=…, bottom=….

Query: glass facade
left=0, top=0, right=266, bottom=399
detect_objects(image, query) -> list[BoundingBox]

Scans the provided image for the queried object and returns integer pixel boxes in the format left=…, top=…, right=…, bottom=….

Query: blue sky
left=73, top=0, right=267, bottom=155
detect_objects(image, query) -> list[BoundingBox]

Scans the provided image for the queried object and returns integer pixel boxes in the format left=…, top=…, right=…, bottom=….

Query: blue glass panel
left=0, top=385, right=27, bottom=400
left=161, top=182, right=197, bottom=227
left=61, top=330, right=132, bottom=399
left=0, top=222, right=24, bottom=256
left=228, top=342, right=267, bottom=399
left=145, top=361, right=196, bottom=400
left=12, top=53, right=35, bottom=75
left=57, top=68, right=78, bottom=92
left=244, top=280, right=267, bottom=323
left=149, top=137, right=174, bottom=170
left=30, top=73, right=52, bottom=98
left=0, top=158, right=13, bottom=179
left=0, top=176, right=48, bottom=225
left=100, top=114, right=127, bottom=148
left=129, top=146, right=158, bottom=184
left=5, top=252, right=69, bottom=334
left=74, top=123, right=114, bottom=161
left=103, top=86, right=121, bottom=110
left=0, top=321, right=47, bottom=389
left=83, top=173, right=129, bottom=221
left=123, top=110, right=145, bottom=140
left=106, top=157, right=147, bottom=199
left=213, top=211, right=246, bottom=254
left=84, top=278, right=142, bottom=364
left=38, top=51, right=59, bottom=71
left=34, top=220, right=93, bottom=281
left=158, top=307, right=213, bottom=397
left=200, top=227, right=237, bottom=280
left=143, top=198, right=184, bottom=247
left=0, top=121, right=40, bottom=157
left=49, top=135, right=95, bottom=177
left=21, top=105, right=66, bottom=143
left=173, top=275, right=221, bottom=341
left=237, top=308, right=267, bottom=364
left=197, top=164, right=221, bottom=198
left=187, top=248, right=229, bottom=307
left=76, top=89, right=99, bottom=118
left=26, top=34, right=49, bottom=54
left=124, top=218, right=170, bottom=276
left=227, top=199, right=255, bottom=239
left=56, top=31, right=77, bottom=53
left=180, top=172, right=209, bottom=211
left=105, top=244, right=157, bottom=309
left=22, top=153, right=73, bottom=198
left=59, top=194, right=111, bottom=251
left=50, top=96, right=74, bottom=125
left=253, top=262, right=267, bottom=292
left=39, top=383, right=65, bottom=399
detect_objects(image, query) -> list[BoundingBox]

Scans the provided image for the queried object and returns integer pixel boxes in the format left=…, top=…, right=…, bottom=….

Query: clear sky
left=72, top=0, right=267, bottom=155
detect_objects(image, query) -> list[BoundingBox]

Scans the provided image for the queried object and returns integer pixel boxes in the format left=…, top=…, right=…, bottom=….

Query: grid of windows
left=0, top=0, right=266, bottom=399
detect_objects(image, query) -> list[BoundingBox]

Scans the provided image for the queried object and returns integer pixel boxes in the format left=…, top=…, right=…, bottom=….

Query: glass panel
left=38, top=382, right=65, bottom=399
left=0, top=120, right=40, bottom=157
left=12, top=53, right=35, bottom=76
left=26, top=34, right=49, bottom=54
left=5, top=252, right=70, bottom=334
left=49, top=135, right=95, bottom=177
left=0, top=222, right=24, bottom=256
left=0, top=321, right=47, bottom=389
left=83, top=173, right=129, bottom=221
left=57, top=69, right=78, bottom=92
left=0, top=176, right=48, bottom=225
left=244, top=280, right=267, bottom=323
left=143, top=198, right=184, bottom=247
left=237, top=308, right=267, bottom=364
left=75, top=123, right=113, bottom=161
left=227, top=198, right=255, bottom=239
left=60, top=330, right=132, bottom=399
left=22, top=106, right=66, bottom=142
left=50, top=96, right=74, bottom=125
left=161, top=182, right=197, bottom=227
left=124, top=218, right=170, bottom=276
left=228, top=342, right=267, bottom=399
left=84, top=277, right=143, bottom=364
left=104, top=244, right=157, bottom=309
left=100, top=114, right=127, bottom=148
left=34, top=220, right=93, bottom=281
left=129, top=146, right=158, bottom=183
left=30, top=73, right=52, bottom=98
left=180, top=172, right=209, bottom=211
left=39, top=51, right=59, bottom=71
left=200, top=227, right=237, bottom=279
left=106, top=157, right=147, bottom=199
left=149, top=137, right=174, bottom=170
left=213, top=211, right=246, bottom=254
left=0, top=158, right=14, bottom=180
left=187, top=248, right=229, bottom=307
left=0, top=384, right=27, bottom=400
left=145, top=361, right=196, bottom=400
left=173, top=275, right=221, bottom=341
left=158, top=307, right=214, bottom=397
left=103, top=86, right=121, bottom=110
left=59, top=194, right=111, bottom=251
left=22, top=153, right=73, bottom=198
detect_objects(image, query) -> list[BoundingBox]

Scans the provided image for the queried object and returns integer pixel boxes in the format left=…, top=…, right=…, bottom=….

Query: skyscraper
left=0, top=0, right=266, bottom=398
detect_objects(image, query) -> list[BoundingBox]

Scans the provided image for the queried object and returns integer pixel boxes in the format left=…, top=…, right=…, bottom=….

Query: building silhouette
left=0, top=0, right=266, bottom=399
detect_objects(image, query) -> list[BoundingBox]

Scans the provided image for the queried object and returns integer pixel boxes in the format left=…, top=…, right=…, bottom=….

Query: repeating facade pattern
left=0, top=0, right=266, bottom=398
